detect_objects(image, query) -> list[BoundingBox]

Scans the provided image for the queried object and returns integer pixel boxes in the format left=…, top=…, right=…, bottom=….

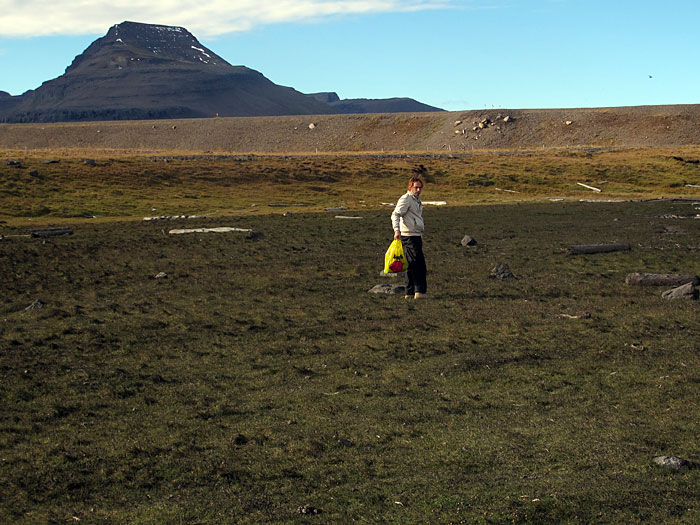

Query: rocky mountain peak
left=65, top=20, right=229, bottom=74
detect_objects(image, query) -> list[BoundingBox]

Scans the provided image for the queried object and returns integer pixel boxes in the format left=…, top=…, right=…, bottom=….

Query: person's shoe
left=404, top=295, right=414, bottom=299
left=414, top=293, right=428, bottom=300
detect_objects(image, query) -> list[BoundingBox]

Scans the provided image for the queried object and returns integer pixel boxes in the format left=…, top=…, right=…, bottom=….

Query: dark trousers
left=401, top=235, right=427, bottom=295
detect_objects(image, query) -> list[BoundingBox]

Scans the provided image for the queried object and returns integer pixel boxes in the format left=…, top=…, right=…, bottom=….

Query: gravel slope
left=1, top=104, right=699, bottom=153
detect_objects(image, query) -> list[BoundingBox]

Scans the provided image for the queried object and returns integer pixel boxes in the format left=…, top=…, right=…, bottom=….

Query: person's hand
left=393, top=231, right=401, bottom=240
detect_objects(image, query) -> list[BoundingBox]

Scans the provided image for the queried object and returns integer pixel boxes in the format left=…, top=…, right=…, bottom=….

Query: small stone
left=233, top=434, right=249, bottom=446
left=154, top=272, right=168, bottom=279
left=25, top=299, right=45, bottom=311
left=297, top=504, right=321, bottom=515
left=339, top=438, right=354, bottom=447
left=461, top=235, right=477, bottom=247
left=369, top=284, right=406, bottom=294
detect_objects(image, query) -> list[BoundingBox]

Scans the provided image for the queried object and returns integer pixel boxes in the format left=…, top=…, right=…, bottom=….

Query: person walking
left=391, top=175, right=428, bottom=299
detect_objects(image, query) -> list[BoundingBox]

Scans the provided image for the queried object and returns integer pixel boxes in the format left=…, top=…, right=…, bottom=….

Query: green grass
left=2, top=192, right=700, bottom=522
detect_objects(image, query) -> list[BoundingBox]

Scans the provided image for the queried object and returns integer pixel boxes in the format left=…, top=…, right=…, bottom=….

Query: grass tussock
left=2, top=192, right=700, bottom=522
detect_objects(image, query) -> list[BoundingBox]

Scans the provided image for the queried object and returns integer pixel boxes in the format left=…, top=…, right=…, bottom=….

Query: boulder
left=246, top=231, right=265, bottom=241
left=653, top=456, right=699, bottom=470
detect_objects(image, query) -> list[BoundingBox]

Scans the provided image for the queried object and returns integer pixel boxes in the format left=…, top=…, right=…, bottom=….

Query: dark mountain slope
left=0, top=22, right=443, bottom=123
left=0, top=21, right=333, bottom=122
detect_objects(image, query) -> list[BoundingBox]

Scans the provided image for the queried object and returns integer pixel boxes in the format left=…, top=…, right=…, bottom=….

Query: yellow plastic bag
left=384, top=239, right=408, bottom=273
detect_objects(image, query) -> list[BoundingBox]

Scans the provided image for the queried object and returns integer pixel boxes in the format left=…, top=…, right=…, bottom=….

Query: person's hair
left=407, top=177, right=424, bottom=190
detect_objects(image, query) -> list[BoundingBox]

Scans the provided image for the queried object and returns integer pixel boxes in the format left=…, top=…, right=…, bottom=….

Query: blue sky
left=1, top=1, right=698, bottom=111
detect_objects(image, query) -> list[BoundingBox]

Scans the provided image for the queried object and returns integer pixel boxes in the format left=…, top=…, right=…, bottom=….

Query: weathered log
left=30, top=228, right=73, bottom=238
left=569, top=243, right=631, bottom=255
left=626, top=273, right=700, bottom=286
left=662, top=283, right=698, bottom=300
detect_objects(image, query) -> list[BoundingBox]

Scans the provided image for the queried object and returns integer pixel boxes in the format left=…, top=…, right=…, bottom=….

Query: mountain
left=305, top=92, right=442, bottom=113
left=0, top=22, right=442, bottom=123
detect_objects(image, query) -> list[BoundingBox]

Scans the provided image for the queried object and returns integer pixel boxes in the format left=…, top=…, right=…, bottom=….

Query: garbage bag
left=384, top=239, right=408, bottom=273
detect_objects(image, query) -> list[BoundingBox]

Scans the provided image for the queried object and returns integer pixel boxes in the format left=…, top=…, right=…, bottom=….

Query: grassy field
left=1, top=147, right=700, bottom=523
left=2, top=146, right=700, bottom=223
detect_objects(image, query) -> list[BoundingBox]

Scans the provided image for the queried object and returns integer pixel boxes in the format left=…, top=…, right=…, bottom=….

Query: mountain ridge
left=0, top=21, right=443, bottom=123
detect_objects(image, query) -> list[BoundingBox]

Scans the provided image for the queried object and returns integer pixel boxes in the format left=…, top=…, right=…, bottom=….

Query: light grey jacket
left=391, top=191, right=424, bottom=236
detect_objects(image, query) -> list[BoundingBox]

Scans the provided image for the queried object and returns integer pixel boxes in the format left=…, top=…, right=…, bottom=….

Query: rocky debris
left=28, top=169, right=39, bottom=176
left=83, top=159, right=96, bottom=166
left=297, top=504, right=322, bottom=515
left=369, top=283, right=406, bottom=294
left=43, top=159, right=60, bottom=164
left=661, top=282, right=698, bottom=300
left=491, top=263, right=516, bottom=280
left=453, top=120, right=462, bottom=126
left=308, top=123, right=316, bottom=130
left=154, top=272, right=167, bottom=279
left=7, top=160, right=22, bottom=168
left=625, top=273, right=700, bottom=286
left=25, top=299, right=45, bottom=311
left=460, top=235, right=477, bottom=247
left=653, top=455, right=699, bottom=470
left=339, top=438, right=354, bottom=447
left=565, top=120, right=573, bottom=125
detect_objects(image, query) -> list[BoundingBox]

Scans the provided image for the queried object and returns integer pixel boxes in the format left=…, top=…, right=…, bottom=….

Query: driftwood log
left=30, top=228, right=74, bottom=238
left=625, top=273, right=700, bottom=286
left=569, top=243, right=631, bottom=255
